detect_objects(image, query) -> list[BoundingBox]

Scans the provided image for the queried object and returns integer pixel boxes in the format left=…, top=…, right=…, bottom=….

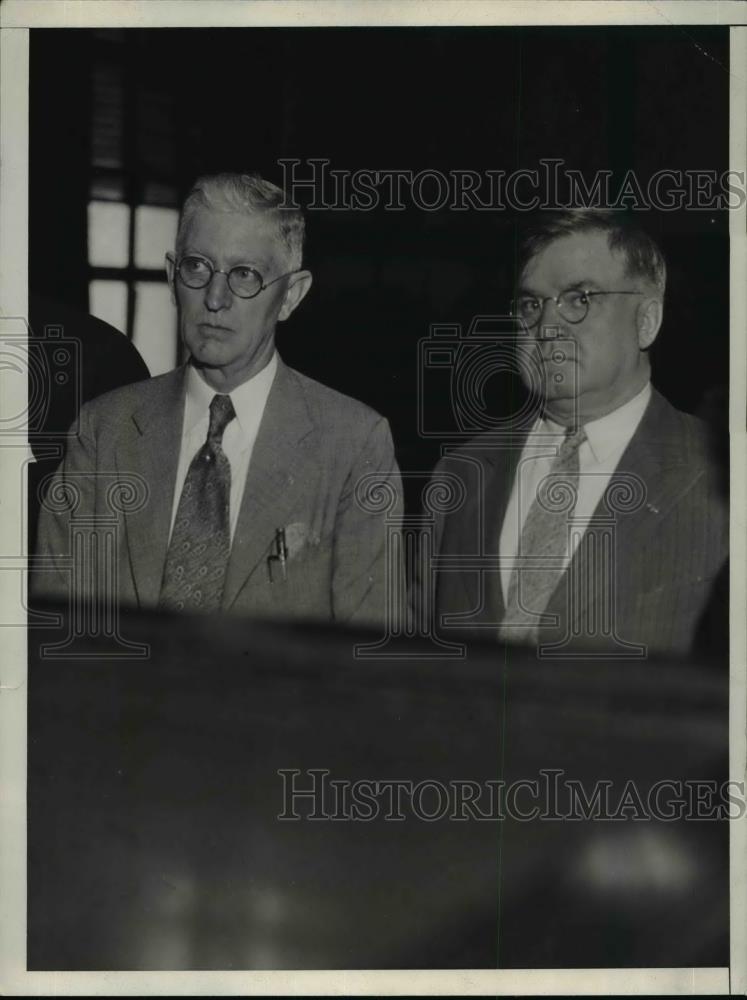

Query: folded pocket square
left=283, top=522, right=320, bottom=560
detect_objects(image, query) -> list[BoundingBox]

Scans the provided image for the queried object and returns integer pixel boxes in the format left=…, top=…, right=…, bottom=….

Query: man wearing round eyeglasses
left=165, top=198, right=311, bottom=394
left=35, top=172, right=402, bottom=626
left=430, top=209, right=727, bottom=657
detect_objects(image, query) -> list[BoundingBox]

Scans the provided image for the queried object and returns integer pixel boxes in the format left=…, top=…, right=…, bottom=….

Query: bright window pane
left=133, top=281, right=177, bottom=376
left=89, top=280, right=127, bottom=334
left=135, top=205, right=178, bottom=269
left=88, top=200, right=130, bottom=267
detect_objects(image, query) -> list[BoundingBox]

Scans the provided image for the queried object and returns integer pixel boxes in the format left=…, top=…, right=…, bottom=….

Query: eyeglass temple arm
left=261, top=268, right=301, bottom=290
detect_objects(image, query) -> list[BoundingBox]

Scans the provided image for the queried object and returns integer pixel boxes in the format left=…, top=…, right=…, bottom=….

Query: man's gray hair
left=176, top=172, right=305, bottom=270
left=518, top=209, right=667, bottom=296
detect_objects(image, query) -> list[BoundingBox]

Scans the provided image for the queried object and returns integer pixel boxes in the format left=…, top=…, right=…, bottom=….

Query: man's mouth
left=198, top=322, right=232, bottom=332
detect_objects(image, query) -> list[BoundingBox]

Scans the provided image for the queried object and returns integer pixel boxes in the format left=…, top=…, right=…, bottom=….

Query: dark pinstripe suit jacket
left=431, top=389, right=728, bottom=657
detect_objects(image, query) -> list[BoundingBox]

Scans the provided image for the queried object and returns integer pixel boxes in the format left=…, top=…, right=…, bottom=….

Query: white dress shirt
left=499, top=382, right=652, bottom=604
left=169, top=353, right=278, bottom=544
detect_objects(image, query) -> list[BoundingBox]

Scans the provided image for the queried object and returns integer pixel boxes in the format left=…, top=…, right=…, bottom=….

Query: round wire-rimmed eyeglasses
left=176, top=255, right=300, bottom=299
left=511, top=288, right=644, bottom=329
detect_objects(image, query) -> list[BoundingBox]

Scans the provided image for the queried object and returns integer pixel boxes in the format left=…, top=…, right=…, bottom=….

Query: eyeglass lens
left=514, top=290, right=589, bottom=327
left=179, top=257, right=263, bottom=298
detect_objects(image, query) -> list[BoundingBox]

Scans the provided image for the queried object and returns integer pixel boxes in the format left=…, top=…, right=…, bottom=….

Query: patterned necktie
left=159, top=393, right=236, bottom=613
left=500, top=425, right=587, bottom=643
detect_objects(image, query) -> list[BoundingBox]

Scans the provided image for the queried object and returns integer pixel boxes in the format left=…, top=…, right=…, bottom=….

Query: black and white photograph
left=0, top=0, right=745, bottom=994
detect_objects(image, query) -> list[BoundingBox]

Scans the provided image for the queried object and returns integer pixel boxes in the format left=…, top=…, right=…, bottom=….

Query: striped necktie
left=500, top=425, right=587, bottom=644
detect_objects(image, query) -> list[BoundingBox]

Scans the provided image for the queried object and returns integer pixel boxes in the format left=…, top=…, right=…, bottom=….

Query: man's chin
left=540, top=364, right=580, bottom=399
left=189, top=343, right=229, bottom=368
left=190, top=358, right=220, bottom=375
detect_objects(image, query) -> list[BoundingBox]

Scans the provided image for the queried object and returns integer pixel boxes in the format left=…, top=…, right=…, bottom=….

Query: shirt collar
left=540, top=381, right=652, bottom=463
left=184, top=352, right=278, bottom=437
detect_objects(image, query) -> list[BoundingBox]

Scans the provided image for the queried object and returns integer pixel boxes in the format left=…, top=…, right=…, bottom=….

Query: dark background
left=30, top=26, right=730, bottom=486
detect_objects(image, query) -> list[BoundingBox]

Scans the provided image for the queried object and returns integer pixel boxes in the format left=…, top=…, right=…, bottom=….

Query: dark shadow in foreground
left=27, top=605, right=728, bottom=970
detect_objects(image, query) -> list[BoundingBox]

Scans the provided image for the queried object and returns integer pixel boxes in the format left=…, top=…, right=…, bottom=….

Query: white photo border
left=1, top=2, right=744, bottom=995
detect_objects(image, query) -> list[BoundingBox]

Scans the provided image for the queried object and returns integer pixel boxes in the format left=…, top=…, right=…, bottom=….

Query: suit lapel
left=546, top=389, right=695, bottom=633
left=454, top=432, right=528, bottom=624
left=221, top=362, right=317, bottom=610
left=117, top=368, right=186, bottom=607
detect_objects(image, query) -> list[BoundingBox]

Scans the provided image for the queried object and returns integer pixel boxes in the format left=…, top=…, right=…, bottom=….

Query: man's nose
left=536, top=297, right=564, bottom=341
left=204, top=270, right=233, bottom=311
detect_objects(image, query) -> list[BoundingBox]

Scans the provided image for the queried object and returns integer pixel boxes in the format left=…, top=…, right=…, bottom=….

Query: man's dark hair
left=517, top=209, right=667, bottom=296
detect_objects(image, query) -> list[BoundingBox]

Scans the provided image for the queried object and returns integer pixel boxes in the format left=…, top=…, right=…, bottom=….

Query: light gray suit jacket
left=430, top=389, right=728, bottom=657
left=34, top=360, right=403, bottom=625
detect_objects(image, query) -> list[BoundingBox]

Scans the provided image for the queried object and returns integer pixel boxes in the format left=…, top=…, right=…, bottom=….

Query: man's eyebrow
left=227, top=254, right=271, bottom=269
left=563, top=278, right=601, bottom=290
left=518, top=279, right=602, bottom=293
left=182, top=248, right=271, bottom=269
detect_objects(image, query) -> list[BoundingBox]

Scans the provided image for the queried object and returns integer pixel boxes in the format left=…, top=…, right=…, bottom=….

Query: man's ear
left=165, top=252, right=177, bottom=306
left=636, top=296, right=663, bottom=350
left=278, top=270, right=313, bottom=323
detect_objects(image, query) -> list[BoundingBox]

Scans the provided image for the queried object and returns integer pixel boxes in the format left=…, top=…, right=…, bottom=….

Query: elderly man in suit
left=430, top=210, right=727, bottom=656
left=35, top=172, right=402, bottom=625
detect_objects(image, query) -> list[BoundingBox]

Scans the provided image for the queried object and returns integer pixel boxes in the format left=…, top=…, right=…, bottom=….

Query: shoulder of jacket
left=431, top=430, right=506, bottom=473
left=286, top=365, right=387, bottom=432
left=81, top=369, right=178, bottom=418
left=662, top=397, right=723, bottom=468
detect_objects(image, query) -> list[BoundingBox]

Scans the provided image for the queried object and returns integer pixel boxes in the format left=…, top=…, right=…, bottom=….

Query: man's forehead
left=181, top=207, right=280, bottom=263
left=520, top=230, right=626, bottom=288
